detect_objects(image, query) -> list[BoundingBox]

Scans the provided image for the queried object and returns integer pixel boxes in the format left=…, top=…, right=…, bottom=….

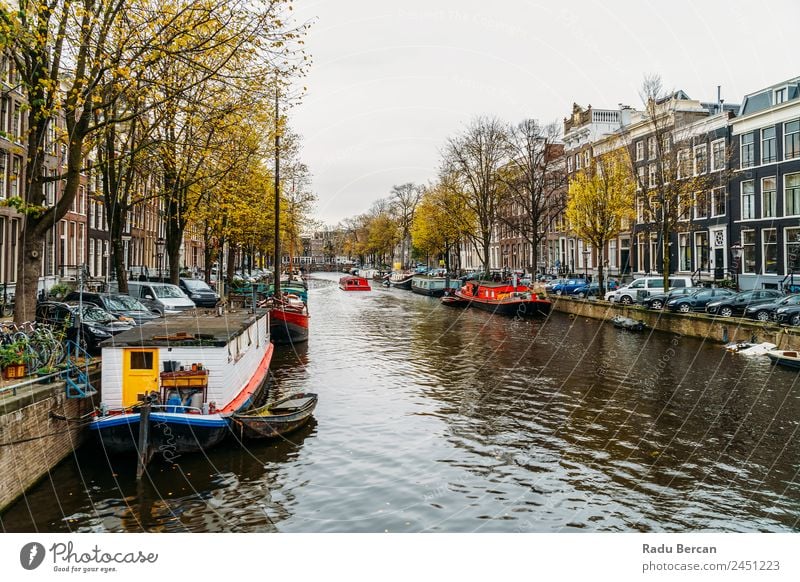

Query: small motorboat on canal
left=411, top=274, right=459, bottom=297
left=339, top=275, right=371, bottom=291
left=454, top=281, right=551, bottom=316
left=766, top=349, right=800, bottom=369
left=441, top=292, right=468, bottom=307
left=231, top=392, right=318, bottom=439
left=90, top=311, right=274, bottom=455
left=611, top=315, right=646, bottom=332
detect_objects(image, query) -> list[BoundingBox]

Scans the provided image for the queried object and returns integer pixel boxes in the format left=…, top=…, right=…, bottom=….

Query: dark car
left=774, top=304, right=800, bottom=326
left=551, top=278, right=589, bottom=296
left=642, top=287, right=696, bottom=310
left=705, top=289, right=785, bottom=317
left=35, top=301, right=135, bottom=353
left=570, top=281, right=618, bottom=298
left=666, top=288, right=735, bottom=313
left=744, top=294, right=800, bottom=321
left=179, top=277, right=220, bottom=308
left=63, top=292, right=160, bottom=325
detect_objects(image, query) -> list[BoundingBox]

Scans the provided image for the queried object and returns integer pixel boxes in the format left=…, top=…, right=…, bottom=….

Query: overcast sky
left=290, top=0, right=798, bottom=226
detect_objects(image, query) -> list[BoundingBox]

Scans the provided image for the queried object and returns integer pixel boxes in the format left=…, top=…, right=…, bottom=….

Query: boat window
left=130, top=351, right=154, bottom=370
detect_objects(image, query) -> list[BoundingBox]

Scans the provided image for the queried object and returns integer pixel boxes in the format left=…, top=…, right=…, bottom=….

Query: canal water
left=2, top=273, right=799, bottom=532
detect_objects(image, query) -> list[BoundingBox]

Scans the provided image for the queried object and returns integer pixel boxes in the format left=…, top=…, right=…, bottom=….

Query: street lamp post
left=155, top=237, right=165, bottom=283
left=730, top=242, right=743, bottom=291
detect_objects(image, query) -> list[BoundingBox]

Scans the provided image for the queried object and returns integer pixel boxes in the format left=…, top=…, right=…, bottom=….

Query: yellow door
left=122, top=349, right=159, bottom=407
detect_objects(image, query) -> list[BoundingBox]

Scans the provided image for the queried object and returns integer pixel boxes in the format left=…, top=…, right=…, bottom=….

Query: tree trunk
left=662, top=222, right=670, bottom=291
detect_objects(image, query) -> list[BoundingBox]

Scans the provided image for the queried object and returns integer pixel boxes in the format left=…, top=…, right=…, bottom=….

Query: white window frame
left=762, top=228, right=777, bottom=275
left=710, top=186, right=726, bottom=218
left=785, top=226, right=800, bottom=275
left=761, top=126, right=777, bottom=164
left=648, top=164, right=656, bottom=188
left=710, top=138, right=725, bottom=171
left=648, top=136, right=657, bottom=160
left=678, top=232, right=691, bottom=272
left=741, top=180, right=755, bottom=220
left=785, top=172, right=800, bottom=217
left=785, top=119, right=800, bottom=161
left=693, top=144, right=707, bottom=175
left=635, top=140, right=644, bottom=161
left=761, top=176, right=776, bottom=219
left=694, top=191, right=708, bottom=220
left=740, top=132, right=754, bottom=169
left=741, top=229, right=756, bottom=274
left=774, top=86, right=788, bottom=105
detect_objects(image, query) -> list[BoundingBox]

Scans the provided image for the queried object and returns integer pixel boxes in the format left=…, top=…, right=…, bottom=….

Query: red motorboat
left=339, top=275, right=371, bottom=291
left=455, top=281, right=551, bottom=316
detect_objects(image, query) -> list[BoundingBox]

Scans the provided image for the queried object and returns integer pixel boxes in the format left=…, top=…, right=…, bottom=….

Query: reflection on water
left=2, top=273, right=799, bottom=532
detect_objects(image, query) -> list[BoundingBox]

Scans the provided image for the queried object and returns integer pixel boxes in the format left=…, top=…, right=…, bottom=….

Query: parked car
left=570, top=280, right=618, bottom=298
left=744, top=294, right=800, bottom=322
left=35, top=301, right=135, bottom=353
left=642, top=287, right=697, bottom=310
left=544, top=278, right=567, bottom=293
left=126, top=281, right=196, bottom=316
left=705, top=289, right=785, bottom=317
left=178, top=277, right=220, bottom=308
left=774, top=304, right=800, bottom=326
left=666, top=288, right=736, bottom=312
left=551, top=278, right=589, bottom=295
left=63, top=292, right=160, bottom=325
left=606, top=276, right=694, bottom=304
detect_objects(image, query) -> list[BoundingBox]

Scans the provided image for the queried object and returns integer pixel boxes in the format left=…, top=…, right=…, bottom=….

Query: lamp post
left=155, top=237, right=165, bottom=283
left=730, top=242, right=743, bottom=291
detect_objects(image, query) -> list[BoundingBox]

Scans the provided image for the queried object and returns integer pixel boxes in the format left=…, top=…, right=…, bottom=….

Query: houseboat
left=388, top=271, right=415, bottom=290
left=89, top=311, right=274, bottom=455
left=411, top=274, right=459, bottom=297
left=455, top=281, right=552, bottom=316
left=339, top=275, right=371, bottom=291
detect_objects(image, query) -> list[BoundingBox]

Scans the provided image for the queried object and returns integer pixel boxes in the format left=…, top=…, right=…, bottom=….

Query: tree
left=389, top=183, right=422, bottom=268
left=411, top=181, right=469, bottom=271
left=565, top=151, right=636, bottom=293
left=442, top=116, right=511, bottom=274
left=498, top=119, right=566, bottom=273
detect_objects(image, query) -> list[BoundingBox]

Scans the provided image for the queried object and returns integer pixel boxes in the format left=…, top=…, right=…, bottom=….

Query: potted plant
left=0, top=340, right=30, bottom=380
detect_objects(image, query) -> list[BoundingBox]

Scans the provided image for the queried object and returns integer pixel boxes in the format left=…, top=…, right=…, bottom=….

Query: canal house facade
left=729, top=77, right=800, bottom=291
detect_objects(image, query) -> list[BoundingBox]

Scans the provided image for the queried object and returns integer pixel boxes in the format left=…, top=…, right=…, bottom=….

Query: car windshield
left=105, top=295, right=148, bottom=311
left=781, top=294, right=800, bottom=305
left=153, top=285, right=185, bottom=298
left=183, top=279, right=212, bottom=292
left=78, top=305, right=116, bottom=322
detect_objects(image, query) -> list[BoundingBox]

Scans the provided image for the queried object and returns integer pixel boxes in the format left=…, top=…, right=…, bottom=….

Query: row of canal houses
left=0, top=54, right=206, bottom=300
left=466, top=76, right=800, bottom=292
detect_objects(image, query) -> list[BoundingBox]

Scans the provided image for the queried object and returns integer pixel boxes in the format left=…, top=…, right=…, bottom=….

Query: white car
left=607, top=276, right=695, bottom=305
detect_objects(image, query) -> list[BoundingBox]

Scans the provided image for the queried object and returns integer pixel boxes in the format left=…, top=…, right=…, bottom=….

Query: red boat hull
left=270, top=306, right=309, bottom=345
left=455, top=282, right=551, bottom=317
left=339, top=276, right=371, bottom=291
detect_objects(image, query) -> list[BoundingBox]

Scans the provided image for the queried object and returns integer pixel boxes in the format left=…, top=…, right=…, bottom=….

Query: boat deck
left=101, top=310, right=270, bottom=348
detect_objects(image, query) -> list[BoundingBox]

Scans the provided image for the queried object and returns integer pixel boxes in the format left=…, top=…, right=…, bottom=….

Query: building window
left=694, top=191, right=708, bottom=220
left=584, top=149, right=590, bottom=167
left=635, top=140, right=644, bottom=161
left=650, top=236, right=659, bottom=273
left=661, top=135, right=671, bottom=154
left=678, top=191, right=690, bottom=221
left=760, top=126, right=777, bottom=164
left=741, top=180, right=755, bottom=219
left=637, top=166, right=645, bottom=189
left=711, top=187, right=726, bottom=217
left=694, top=231, right=709, bottom=271
left=0, top=152, right=5, bottom=199
left=740, top=132, right=754, bottom=168
left=9, top=218, right=18, bottom=283
left=742, top=230, right=756, bottom=273
left=609, top=239, right=617, bottom=268
left=678, top=233, right=691, bottom=271
left=761, top=177, right=777, bottom=218
left=710, top=139, right=725, bottom=171
left=575, top=153, right=581, bottom=170
left=677, top=149, right=690, bottom=179
left=11, top=155, right=20, bottom=196
left=786, top=227, right=800, bottom=274
left=648, top=137, right=657, bottom=159
left=637, top=234, right=645, bottom=272
left=694, top=144, right=707, bottom=175
left=785, top=120, right=800, bottom=161
left=786, top=173, right=800, bottom=216
left=775, top=87, right=787, bottom=104
left=567, top=156, right=572, bottom=173
left=762, top=229, right=777, bottom=274
left=648, top=164, right=656, bottom=188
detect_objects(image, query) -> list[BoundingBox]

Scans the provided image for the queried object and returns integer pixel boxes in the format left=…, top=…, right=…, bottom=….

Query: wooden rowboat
left=232, top=392, right=318, bottom=439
